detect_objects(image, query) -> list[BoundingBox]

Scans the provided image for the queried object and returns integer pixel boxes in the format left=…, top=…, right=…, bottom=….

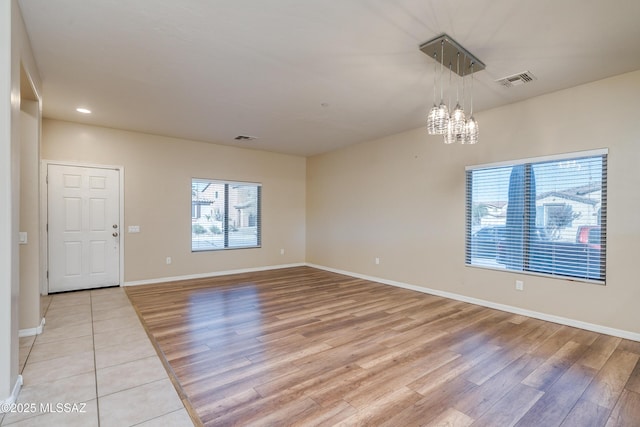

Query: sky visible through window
left=471, top=157, right=603, bottom=203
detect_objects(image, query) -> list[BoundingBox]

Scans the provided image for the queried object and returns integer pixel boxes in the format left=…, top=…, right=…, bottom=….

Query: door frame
left=40, top=160, right=125, bottom=295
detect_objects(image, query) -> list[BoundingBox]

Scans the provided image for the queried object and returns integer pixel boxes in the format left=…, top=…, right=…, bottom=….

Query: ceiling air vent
left=496, top=71, right=536, bottom=88
left=233, top=135, right=258, bottom=141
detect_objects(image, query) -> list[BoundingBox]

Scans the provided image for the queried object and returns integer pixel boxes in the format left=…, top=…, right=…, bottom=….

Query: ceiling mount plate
left=420, top=33, right=485, bottom=77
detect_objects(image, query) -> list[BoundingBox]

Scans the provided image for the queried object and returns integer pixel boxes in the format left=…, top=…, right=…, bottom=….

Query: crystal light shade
left=435, top=102, right=450, bottom=134
left=427, top=104, right=438, bottom=134
left=443, top=121, right=456, bottom=144
left=450, top=103, right=466, bottom=141
left=464, top=116, right=479, bottom=144
left=427, top=101, right=451, bottom=135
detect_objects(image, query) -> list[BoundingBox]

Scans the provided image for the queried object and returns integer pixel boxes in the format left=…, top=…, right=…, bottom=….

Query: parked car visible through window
left=470, top=226, right=506, bottom=259
left=576, top=225, right=601, bottom=249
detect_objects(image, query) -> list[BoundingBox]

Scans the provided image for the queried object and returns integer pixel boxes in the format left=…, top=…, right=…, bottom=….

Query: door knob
left=113, top=224, right=118, bottom=229
left=112, top=232, right=119, bottom=237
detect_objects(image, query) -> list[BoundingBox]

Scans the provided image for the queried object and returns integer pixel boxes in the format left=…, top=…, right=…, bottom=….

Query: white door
left=48, top=164, right=120, bottom=292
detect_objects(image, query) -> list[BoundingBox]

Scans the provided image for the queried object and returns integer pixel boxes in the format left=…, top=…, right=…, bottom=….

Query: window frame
left=191, top=178, right=262, bottom=252
left=465, top=149, right=607, bottom=284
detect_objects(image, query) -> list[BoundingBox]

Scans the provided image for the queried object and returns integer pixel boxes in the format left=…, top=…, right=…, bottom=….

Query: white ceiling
left=18, top=0, right=640, bottom=156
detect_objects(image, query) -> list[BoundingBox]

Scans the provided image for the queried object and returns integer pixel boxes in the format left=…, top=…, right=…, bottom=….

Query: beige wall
left=20, top=100, right=41, bottom=331
left=42, top=120, right=306, bottom=283
left=1, top=0, right=41, bottom=403
left=307, top=70, right=640, bottom=335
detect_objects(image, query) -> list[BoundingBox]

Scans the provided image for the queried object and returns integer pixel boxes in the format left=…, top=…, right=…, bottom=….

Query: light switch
left=128, top=225, right=140, bottom=233
left=19, top=232, right=28, bottom=244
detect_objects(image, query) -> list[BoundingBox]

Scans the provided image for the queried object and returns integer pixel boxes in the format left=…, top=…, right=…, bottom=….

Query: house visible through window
left=466, top=150, right=607, bottom=283
left=191, top=178, right=261, bottom=251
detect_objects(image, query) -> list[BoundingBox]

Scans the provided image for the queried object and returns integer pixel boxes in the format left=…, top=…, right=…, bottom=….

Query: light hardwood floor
left=125, top=266, right=640, bottom=426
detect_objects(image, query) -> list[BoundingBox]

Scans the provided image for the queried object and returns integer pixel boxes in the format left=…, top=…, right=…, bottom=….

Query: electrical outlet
left=166, top=257, right=172, bottom=265
left=280, top=248, right=285, bottom=255
left=375, top=257, right=380, bottom=265
left=515, top=280, right=524, bottom=291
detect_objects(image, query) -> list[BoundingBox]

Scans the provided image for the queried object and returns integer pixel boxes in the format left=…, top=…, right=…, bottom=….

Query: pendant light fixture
left=444, top=62, right=456, bottom=145
left=426, top=53, right=439, bottom=134
left=420, top=34, right=484, bottom=145
left=432, top=40, right=449, bottom=134
left=464, top=62, right=479, bottom=144
left=449, top=52, right=466, bottom=143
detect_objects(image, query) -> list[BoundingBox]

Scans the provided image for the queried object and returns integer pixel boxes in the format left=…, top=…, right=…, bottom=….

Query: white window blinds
left=466, top=150, right=607, bottom=283
left=192, top=179, right=261, bottom=251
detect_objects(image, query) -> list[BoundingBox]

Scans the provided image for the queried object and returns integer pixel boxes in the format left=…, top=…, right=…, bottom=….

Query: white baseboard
left=306, top=263, right=640, bottom=342
left=18, top=317, right=45, bottom=338
left=0, top=375, right=23, bottom=412
left=123, top=263, right=306, bottom=287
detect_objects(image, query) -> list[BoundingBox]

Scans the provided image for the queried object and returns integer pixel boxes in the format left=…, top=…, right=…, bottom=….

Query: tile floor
left=1, top=287, right=194, bottom=427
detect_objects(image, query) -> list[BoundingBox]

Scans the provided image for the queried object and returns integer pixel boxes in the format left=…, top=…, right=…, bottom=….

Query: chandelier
left=421, top=34, right=484, bottom=144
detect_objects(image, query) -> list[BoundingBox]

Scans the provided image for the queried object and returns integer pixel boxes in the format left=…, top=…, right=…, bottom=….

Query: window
left=466, top=150, right=607, bottom=283
left=191, top=179, right=261, bottom=251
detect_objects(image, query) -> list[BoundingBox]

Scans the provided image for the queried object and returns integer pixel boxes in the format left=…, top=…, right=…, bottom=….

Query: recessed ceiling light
left=76, top=107, right=91, bottom=114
